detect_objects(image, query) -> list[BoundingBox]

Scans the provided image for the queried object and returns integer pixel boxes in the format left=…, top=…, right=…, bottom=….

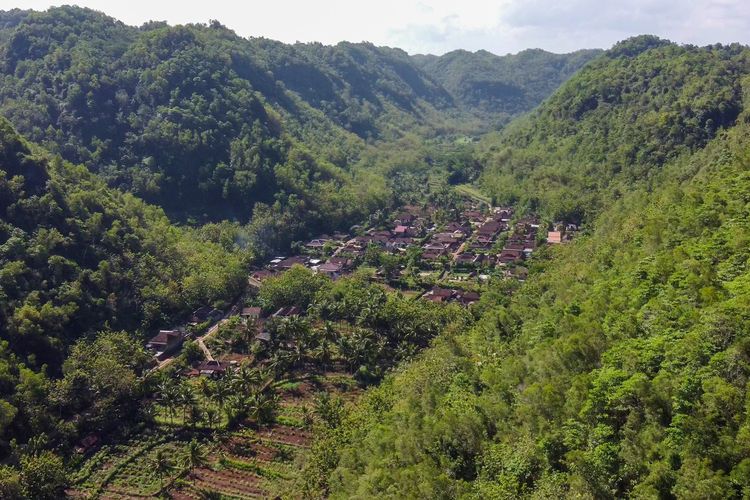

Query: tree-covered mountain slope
left=479, top=36, right=750, bottom=222
left=299, top=39, right=750, bottom=499
left=0, top=116, right=248, bottom=442
left=413, top=47, right=601, bottom=122
left=0, top=6, right=594, bottom=222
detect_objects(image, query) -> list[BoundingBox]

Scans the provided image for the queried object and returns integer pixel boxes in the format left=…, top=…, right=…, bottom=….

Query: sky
left=3, top=0, right=750, bottom=55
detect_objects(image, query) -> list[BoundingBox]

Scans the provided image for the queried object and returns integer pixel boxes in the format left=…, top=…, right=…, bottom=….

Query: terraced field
left=69, top=372, right=358, bottom=499
left=170, top=373, right=355, bottom=499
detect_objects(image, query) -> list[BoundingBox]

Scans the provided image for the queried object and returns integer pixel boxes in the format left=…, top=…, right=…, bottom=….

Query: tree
left=0, top=465, right=23, bottom=500
left=177, top=384, right=198, bottom=426
left=159, top=381, right=179, bottom=425
left=205, top=407, right=219, bottom=430
left=20, top=451, right=68, bottom=499
left=184, top=439, right=209, bottom=472
left=151, top=449, right=174, bottom=492
left=212, top=378, right=230, bottom=410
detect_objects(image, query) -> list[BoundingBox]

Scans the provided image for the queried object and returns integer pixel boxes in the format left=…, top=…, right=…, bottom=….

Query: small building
left=497, top=249, right=524, bottom=265
left=276, top=256, right=308, bottom=270
left=456, top=290, right=480, bottom=306
left=248, top=269, right=276, bottom=288
left=273, top=306, right=301, bottom=318
left=191, top=306, right=222, bottom=324
left=424, top=286, right=455, bottom=303
left=306, top=238, right=330, bottom=250
left=240, top=307, right=262, bottom=324
left=196, top=360, right=228, bottom=377
left=477, top=221, right=504, bottom=238
left=547, top=231, right=563, bottom=244
left=147, top=329, right=185, bottom=359
left=318, top=261, right=344, bottom=279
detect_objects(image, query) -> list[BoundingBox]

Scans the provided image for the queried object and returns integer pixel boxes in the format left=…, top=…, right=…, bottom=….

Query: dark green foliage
left=0, top=118, right=245, bottom=456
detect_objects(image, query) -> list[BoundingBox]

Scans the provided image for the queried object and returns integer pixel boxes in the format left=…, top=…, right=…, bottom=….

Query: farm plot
left=169, top=372, right=356, bottom=499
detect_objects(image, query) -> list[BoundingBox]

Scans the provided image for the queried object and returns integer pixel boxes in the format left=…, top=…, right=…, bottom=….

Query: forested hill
left=0, top=6, right=596, bottom=222
left=0, top=114, right=250, bottom=361
left=413, top=47, right=602, bottom=122
left=300, top=38, right=750, bottom=498
left=479, top=36, right=750, bottom=222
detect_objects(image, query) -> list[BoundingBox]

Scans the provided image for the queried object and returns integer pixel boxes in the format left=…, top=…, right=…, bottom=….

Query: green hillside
left=413, top=47, right=601, bottom=123
left=0, top=117, right=247, bottom=461
left=479, top=36, right=748, bottom=221
left=300, top=38, right=750, bottom=499
left=0, top=6, right=594, bottom=224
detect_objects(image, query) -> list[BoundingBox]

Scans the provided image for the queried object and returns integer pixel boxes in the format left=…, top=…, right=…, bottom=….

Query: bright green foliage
left=480, top=36, right=750, bottom=221
left=303, top=39, right=750, bottom=499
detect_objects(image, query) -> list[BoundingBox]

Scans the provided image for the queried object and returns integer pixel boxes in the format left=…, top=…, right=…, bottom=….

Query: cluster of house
left=497, top=215, right=540, bottom=265
left=178, top=305, right=304, bottom=378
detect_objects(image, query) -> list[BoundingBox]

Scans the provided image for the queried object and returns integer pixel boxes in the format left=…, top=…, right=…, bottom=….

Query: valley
left=1, top=5, right=750, bottom=500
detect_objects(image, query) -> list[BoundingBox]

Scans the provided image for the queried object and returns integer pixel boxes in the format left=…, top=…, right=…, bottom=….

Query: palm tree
left=197, top=377, right=214, bottom=400
left=159, top=382, right=179, bottom=425
left=212, top=378, right=230, bottom=410
left=177, top=384, right=197, bottom=425
left=247, top=390, right=278, bottom=426
left=151, top=449, right=174, bottom=492
left=205, top=406, right=219, bottom=430
left=187, top=403, right=204, bottom=429
left=232, top=363, right=261, bottom=397
left=184, top=439, right=209, bottom=472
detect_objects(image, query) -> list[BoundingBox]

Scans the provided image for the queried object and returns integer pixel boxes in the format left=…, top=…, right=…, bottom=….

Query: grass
left=455, top=183, right=491, bottom=205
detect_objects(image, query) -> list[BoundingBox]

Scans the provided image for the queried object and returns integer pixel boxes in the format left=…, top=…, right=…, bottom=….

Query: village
left=146, top=202, right=578, bottom=369
left=68, top=200, right=578, bottom=499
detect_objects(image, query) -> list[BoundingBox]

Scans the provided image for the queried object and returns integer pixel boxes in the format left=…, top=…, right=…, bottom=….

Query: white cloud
left=2, top=0, right=749, bottom=54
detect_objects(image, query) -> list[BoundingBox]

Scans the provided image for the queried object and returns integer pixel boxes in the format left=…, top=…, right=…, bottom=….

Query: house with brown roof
left=424, top=286, right=455, bottom=303
left=147, top=329, right=185, bottom=359
left=318, top=261, right=344, bottom=279
left=547, top=231, right=563, bottom=244
left=305, top=238, right=330, bottom=250
left=240, top=307, right=262, bottom=324
left=497, top=249, right=524, bottom=265
left=196, top=359, right=228, bottom=377
left=248, top=269, right=276, bottom=288
left=456, top=290, right=480, bottom=306
left=477, top=221, right=504, bottom=238
left=276, top=256, right=308, bottom=270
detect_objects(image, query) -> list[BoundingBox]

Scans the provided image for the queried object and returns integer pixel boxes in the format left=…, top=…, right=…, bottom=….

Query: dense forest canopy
left=0, top=6, right=595, bottom=223
left=478, top=36, right=749, bottom=222
left=301, top=36, right=750, bottom=499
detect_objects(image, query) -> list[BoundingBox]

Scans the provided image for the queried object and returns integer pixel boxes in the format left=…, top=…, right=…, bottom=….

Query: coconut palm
left=187, top=403, right=204, bottom=429
left=205, top=406, right=219, bottom=430
left=212, top=378, right=230, bottom=410
left=151, top=449, right=174, bottom=492
left=177, top=384, right=197, bottom=425
left=231, top=363, right=261, bottom=397
left=159, top=382, right=179, bottom=425
left=184, top=439, right=209, bottom=472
